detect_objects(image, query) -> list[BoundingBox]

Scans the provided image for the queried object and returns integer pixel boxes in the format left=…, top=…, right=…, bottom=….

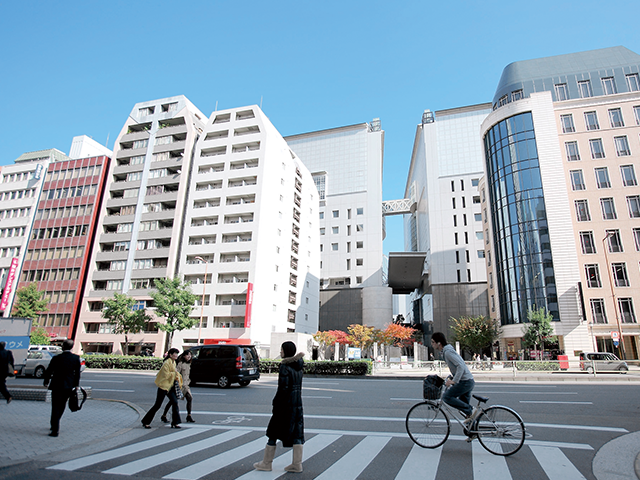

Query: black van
left=188, top=344, right=260, bottom=388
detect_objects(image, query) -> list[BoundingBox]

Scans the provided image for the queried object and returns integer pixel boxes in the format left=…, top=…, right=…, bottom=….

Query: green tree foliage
left=150, top=277, right=198, bottom=350
left=522, top=306, right=555, bottom=352
left=102, top=292, right=151, bottom=355
left=11, top=283, right=48, bottom=321
left=450, top=315, right=501, bottom=355
left=30, top=326, right=51, bottom=345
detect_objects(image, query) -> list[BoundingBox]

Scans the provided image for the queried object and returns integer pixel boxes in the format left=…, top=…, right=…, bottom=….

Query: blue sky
left=1, top=1, right=639, bottom=255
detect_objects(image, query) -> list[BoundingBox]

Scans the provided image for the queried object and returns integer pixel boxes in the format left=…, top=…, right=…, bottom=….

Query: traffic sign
left=611, top=331, right=620, bottom=340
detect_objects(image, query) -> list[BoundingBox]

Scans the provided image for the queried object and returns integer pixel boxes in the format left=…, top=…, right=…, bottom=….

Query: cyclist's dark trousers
left=443, top=378, right=475, bottom=417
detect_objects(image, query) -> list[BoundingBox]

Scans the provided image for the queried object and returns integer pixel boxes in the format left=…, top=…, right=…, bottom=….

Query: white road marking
left=530, top=445, right=588, bottom=479
left=314, top=435, right=391, bottom=480
left=520, top=401, right=592, bottom=405
left=394, top=444, right=442, bottom=480
left=472, top=441, right=511, bottom=479
left=91, top=388, right=136, bottom=393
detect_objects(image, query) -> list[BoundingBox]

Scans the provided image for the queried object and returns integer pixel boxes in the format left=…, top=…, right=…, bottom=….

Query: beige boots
left=284, top=444, right=304, bottom=473
left=253, top=445, right=276, bottom=471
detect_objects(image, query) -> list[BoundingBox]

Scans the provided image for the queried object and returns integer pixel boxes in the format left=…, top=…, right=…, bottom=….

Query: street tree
left=347, top=324, right=376, bottom=356
left=12, top=283, right=49, bottom=321
left=102, top=292, right=151, bottom=355
left=150, top=276, right=198, bottom=350
left=313, top=330, right=350, bottom=360
left=384, top=323, right=417, bottom=355
left=450, top=315, right=500, bottom=356
left=522, top=306, right=555, bottom=355
left=30, top=326, right=51, bottom=345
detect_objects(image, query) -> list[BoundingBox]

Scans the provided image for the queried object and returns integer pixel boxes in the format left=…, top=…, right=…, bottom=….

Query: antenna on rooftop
left=215, top=101, right=218, bottom=112
left=105, top=133, right=110, bottom=148
left=260, top=96, right=263, bottom=109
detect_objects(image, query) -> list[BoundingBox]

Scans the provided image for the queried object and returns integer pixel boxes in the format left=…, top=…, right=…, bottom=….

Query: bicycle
left=405, top=377, right=526, bottom=456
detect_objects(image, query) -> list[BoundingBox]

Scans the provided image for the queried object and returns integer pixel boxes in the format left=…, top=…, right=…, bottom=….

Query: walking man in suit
left=0, top=341, right=14, bottom=404
left=43, top=339, right=81, bottom=437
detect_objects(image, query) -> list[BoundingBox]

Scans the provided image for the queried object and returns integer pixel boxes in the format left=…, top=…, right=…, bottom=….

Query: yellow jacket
left=155, top=358, right=183, bottom=391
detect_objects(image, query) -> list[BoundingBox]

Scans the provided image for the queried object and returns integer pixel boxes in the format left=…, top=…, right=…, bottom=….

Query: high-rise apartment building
left=75, top=96, right=207, bottom=355
left=0, top=149, right=64, bottom=318
left=481, top=46, right=640, bottom=360
left=403, top=105, right=492, bottom=339
left=17, top=136, right=111, bottom=341
left=285, top=121, right=389, bottom=331
left=173, top=105, right=320, bottom=352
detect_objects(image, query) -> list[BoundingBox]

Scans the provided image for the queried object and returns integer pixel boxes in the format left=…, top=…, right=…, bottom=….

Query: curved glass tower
left=483, top=112, right=558, bottom=324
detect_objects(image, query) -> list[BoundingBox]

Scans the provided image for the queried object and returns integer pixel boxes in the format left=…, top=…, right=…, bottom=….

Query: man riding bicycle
left=431, top=332, right=477, bottom=426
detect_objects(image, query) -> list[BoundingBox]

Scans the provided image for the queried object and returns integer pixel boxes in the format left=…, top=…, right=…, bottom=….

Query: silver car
left=21, top=351, right=86, bottom=378
left=579, top=352, right=628, bottom=373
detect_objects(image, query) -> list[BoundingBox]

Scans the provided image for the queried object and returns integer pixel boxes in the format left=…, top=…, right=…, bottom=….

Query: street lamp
left=602, top=233, right=626, bottom=360
left=194, top=256, right=208, bottom=345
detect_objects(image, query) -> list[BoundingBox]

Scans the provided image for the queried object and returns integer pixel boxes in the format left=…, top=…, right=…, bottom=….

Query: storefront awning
left=387, top=252, right=427, bottom=294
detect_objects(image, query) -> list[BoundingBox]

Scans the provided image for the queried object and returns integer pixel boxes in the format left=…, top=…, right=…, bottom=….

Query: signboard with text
left=0, top=258, right=20, bottom=311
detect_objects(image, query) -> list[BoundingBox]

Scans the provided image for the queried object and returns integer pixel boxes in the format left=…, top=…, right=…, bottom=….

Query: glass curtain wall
left=483, top=112, right=559, bottom=324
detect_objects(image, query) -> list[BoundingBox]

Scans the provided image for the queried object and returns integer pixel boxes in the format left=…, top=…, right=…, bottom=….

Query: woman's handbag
left=174, top=380, right=184, bottom=400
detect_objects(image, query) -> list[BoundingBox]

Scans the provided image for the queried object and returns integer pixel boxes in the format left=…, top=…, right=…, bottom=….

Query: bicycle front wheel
left=476, top=406, right=525, bottom=456
left=405, top=402, right=450, bottom=448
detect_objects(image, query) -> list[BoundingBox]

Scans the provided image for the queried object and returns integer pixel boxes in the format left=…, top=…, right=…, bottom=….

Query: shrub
left=84, top=355, right=163, bottom=370
left=259, top=359, right=371, bottom=376
left=514, top=361, right=560, bottom=371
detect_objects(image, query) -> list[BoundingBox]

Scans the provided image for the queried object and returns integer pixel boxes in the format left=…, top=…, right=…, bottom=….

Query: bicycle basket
left=423, top=375, right=444, bottom=400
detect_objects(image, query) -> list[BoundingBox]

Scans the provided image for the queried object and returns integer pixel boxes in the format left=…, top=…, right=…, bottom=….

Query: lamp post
left=602, top=233, right=626, bottom=360
left=194, top=256, right=208, bottom=345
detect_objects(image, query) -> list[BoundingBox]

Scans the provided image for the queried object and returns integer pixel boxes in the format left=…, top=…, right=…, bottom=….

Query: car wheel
left=586, top=366, right=594, bottom=374
left=239, top=380, right=250, bottom=387
left=217, top=376, right=231, bottom=388
left=619, top=365, right=629, bottom=373
left=34, top=366, right=45, bottom=378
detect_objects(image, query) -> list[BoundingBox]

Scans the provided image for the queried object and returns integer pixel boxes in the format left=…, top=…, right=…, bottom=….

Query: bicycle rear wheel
left=475, top=406, right=525, bottom=456
left=405, top=402, right=449, bottom=448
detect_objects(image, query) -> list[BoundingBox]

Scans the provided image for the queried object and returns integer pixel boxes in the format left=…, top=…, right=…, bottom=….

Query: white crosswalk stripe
left=48, top=426, right=593, bottom=479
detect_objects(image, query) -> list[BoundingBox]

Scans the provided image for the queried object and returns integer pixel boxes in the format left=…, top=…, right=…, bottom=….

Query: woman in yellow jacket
left=141, top=348, right=183, bottom=428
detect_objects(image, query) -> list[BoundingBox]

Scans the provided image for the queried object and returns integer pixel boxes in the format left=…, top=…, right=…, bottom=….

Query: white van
left=28, top=345, right=62, bottom=353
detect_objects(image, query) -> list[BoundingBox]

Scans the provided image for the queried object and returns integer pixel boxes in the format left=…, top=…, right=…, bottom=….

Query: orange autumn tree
left=313, top=330, right=349, bottom=360
left=384, top=323, right=417, bottom=355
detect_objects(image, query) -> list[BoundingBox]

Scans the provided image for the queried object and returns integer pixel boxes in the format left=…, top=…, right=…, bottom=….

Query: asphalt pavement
left=1, top=368, right=639, bottom=480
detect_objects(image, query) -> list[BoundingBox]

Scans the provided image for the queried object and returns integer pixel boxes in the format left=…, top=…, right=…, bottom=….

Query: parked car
left=28, top=345, right=62, bottom=353
left=579, top=352, right=628, bottom=373
left=188, top=344, right=260, bottom=388
left=21, top=351, right=86, bottom=378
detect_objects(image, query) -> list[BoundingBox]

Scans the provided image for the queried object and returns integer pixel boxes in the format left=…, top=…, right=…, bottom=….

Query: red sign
left=245, top=283, right=254, bottom=328
left=611, top=331, right=620, bottom=340
left=0, top=258, right=19, bottom=311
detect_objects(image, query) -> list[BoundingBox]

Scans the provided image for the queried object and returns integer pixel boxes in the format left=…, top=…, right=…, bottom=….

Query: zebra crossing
left=48, top=423, right=592, bottom=479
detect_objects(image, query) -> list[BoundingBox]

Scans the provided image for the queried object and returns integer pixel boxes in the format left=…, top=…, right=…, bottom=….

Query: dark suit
left=43, top=350, right=81, bottom=434
left=0, top=347, right=14, bottom=401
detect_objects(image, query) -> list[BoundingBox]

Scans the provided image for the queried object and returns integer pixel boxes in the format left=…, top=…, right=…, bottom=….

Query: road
left=7, top=370, right=640, bottom=479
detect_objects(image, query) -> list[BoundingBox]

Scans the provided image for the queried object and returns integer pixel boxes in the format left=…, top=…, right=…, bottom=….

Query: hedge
left=514, top=361, right=561, bottom=371
left=84, top=355, right=372, bottom=376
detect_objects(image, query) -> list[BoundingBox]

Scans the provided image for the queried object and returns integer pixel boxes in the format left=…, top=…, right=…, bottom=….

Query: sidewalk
left=0, top=397, right=144, bottom=468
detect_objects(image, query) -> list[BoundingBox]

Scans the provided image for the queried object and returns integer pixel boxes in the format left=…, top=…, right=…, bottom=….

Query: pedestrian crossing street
left=48, top=424, right=592, bottom=479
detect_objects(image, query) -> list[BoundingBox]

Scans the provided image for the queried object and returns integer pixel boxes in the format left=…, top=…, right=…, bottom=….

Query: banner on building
left=0, top=258, right=19, bottom=311
left=245, top=283, right=254, bottom=328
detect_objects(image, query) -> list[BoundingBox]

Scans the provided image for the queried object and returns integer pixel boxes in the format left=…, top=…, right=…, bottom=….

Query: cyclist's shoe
left=463, top=407, right=478, bottom=427
left=466, top=433, right=478, bottom=443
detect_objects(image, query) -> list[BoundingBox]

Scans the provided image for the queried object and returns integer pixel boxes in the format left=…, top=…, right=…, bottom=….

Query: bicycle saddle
left=472, top=395, right=489, bottom=403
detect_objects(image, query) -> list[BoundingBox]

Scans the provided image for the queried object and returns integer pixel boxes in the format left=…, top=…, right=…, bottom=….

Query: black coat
left=43, top=350, right=81, bottom=390
left=266, top=352, right=304, bottom=447
left=0, top=348, right=14, bottom=379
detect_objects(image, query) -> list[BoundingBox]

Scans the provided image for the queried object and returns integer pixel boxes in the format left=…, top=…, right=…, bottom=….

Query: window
left=474, top=213, right=482, bottom=222
left=475, top=231, right=483, bottom=241
left=618, top=298, right=637, bottom=323
left=332, top=210, right=339, bottom=218
left=332, top=227, right=339, bottom=234
left=626, top=73, right=640, bottom=92
left=635, top=106, right=640, bottom=125
left=589, top=139, right=605, bottom=159
left=615, top=136, right=631, bottom=156
left=575, top=200, right=591, bottom=221
left=511, top=90, right=523, bottom=101
left=600, top=198, right=617, bottom=219
left=570, top=170, right=586, bottom=190
left=584, top=111, right=599, bottom=130
left=331, top=243, right=338, bottom=251
left=579, top=231, right=596, bottom=254
left=594, top=167, right=611, bottom=189
left=590, top=299, right=607, bottom=324
left=357, top=207, right=364, bottom=215
left=578, top=80, right=593, bottom=98
left=356, top=258, right=363, bottom=266
left=319, top=212, right=324, bottom=220
left=554, top=83, right=569, bottom=101
left=477, top=250, right=485, bottom=258
left=565, top=141, right=580, bottom=161
left=621, top=165, right=637, bottom=186
left=612, top=263, right=630, bottom=287
left=320, top=228, right=325, bottom=235
left=356, top=241, right=363, bottom=248
left=609, top=108, right=624, bottom=128
left=498, top=95, right=508, bottom=107
left=560, top=114, right=575, bottom=133
left=634, top=228, right=640, bottom=251
left=627, top=195, right=640, bottom=218
left=585, top=264, right=602, bottom=288
left=356, top=224, right=364, bottom=232
left=606, top=230, right=623, bottom=253
left=601, top=77, right=617, bottom=95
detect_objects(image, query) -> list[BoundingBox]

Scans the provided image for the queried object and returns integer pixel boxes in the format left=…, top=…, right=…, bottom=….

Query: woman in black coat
left=254, top=341, right=305, bottom=473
